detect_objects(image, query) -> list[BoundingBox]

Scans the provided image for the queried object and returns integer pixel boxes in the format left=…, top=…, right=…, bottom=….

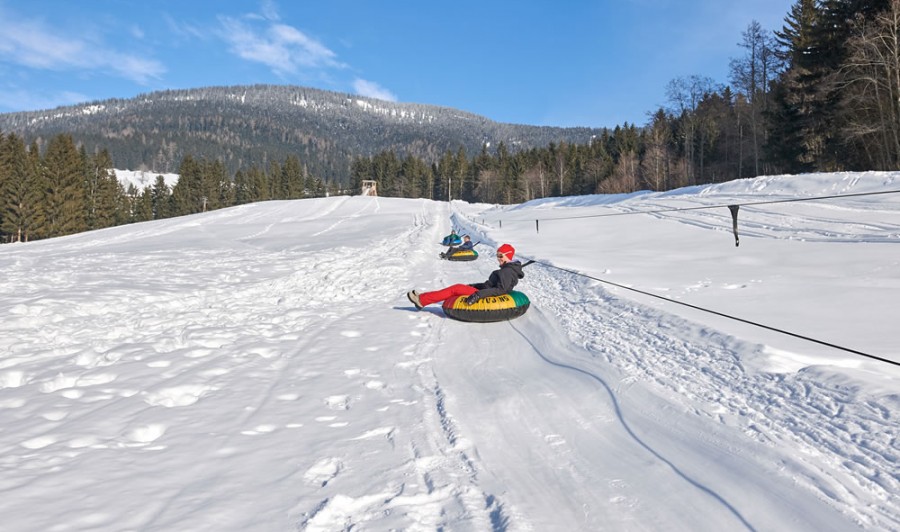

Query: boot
left=407, top=290, right=423, bottom=310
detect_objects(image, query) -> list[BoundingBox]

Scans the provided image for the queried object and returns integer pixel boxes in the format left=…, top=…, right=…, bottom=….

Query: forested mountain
left=0, top=84, right=604, bottom=180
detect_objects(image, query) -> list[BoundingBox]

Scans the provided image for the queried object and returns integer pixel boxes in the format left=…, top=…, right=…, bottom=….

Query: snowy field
left=114, top=169, right=179, bottom=191
left=0, top=172, right=898, bottom=531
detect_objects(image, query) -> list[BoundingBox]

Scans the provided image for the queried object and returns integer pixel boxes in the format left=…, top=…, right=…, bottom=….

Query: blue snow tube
left=441, top=234, right=462, bottom=246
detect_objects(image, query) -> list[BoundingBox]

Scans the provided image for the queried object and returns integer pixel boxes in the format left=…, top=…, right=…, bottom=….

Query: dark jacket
left=447, top=241, right=474, bottom=255
left=470, top=261, right=524, bottom=297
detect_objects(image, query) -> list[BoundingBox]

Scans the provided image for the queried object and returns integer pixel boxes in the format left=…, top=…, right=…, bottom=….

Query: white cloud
left=216, top=3, right=393, bottom=101
left=163, top=13, right=207, bottom=41
left=0, top=9, right=165, bottom=84
left=218, top=15, right=344, bottom=76
left=260, top=0, right=280, bottom=22
left=353, top=79, right=398, bottom=102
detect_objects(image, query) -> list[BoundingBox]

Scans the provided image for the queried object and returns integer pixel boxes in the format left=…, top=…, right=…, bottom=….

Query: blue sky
left=0, top=0, right=794, bottom=128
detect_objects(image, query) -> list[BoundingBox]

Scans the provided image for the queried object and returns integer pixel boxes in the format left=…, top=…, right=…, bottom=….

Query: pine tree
left=436, top=150, right=456, bottom=201
left=24, top=141, right=47, bottom=239
left=472, top=143, right=497, bottom=202
left=0, top=134, right=43, bottom=242
left=42, top=134, right=87, bottom=238
left=303, top=163, right=318, bottom=198
left=349, top=157, right=371, bottom=195
left=233, top=169, right=250, bottom=205
left=248, top=166, right=269, bottom=201
left=6, top=143, right=42, bottom=241
left=267, top=161, right=282, bottom=199
left=84, top=149, right=119, bottom=230
left=134, top=187, right=153, bottom=222
left=0, top=131, right=6, bottom=241
left=172, top=155, right=204, bottom=215
left=768, top=0, right=822, bottom=171
left=371, top=150, right=400, bottom=197
left=494, top=142, right=519, bottom=204
left=399, top=154, right=423, bottom=198
left=203, top=159, right=232, bottom=208
left=113, top=180, right=131, bottom=225
left=454, top=147, right=473, bottom=202
left=281, top=155, right=304, bottom=199
left=151, top=175, right=173, bottom=218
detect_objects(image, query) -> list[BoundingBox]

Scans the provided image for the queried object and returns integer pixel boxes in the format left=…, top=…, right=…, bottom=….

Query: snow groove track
left=506, top=319, right=755, bottom=531
left=510, top=243, right=899, bottom=530
left=297, top=199, right=511, bottom=531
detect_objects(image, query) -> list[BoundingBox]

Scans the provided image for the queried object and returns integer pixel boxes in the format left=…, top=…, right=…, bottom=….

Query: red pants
left=419, top=284, right=478, bottom=307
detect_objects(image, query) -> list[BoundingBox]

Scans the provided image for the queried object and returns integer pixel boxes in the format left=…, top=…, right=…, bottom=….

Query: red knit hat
left=497, top=243, right=515, bottom=260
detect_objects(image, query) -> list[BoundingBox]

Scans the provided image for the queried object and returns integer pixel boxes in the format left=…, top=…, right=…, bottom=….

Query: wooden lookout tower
left=361, top=180, right=378, bottom=196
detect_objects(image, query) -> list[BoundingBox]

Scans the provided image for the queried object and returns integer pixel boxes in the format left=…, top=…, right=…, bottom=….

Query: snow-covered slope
left=0, top=172, right=897, bottom=531
left=114, top=169, right=179, bottom=191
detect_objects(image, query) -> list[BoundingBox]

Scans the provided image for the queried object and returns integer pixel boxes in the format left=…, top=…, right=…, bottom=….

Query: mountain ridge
left=0, top=84, right=606, bottom=181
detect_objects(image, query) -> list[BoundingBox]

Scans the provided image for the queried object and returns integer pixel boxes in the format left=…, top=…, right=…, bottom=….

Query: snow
left=114, top=169, right=179, bottom=191
left=1, top=172, right=898, bottom=531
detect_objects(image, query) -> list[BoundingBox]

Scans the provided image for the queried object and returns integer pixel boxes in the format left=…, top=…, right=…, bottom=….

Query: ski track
left=516, top=253, right=900, bottom=530
left=637, top=201, right=900, bottom=243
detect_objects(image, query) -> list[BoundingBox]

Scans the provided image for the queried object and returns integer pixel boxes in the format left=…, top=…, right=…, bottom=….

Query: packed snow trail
left=0, top=178, right=897, bottom=531
left=434, top=262, right=895, bottom=530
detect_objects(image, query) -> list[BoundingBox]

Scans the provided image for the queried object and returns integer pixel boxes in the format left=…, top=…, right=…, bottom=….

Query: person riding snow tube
left=440, top=235, right=476, bottom=260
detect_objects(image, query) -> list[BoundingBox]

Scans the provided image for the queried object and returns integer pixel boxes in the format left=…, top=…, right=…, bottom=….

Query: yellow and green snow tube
left=446, top=249, right=478, bottom=261
left=442, top=291, right=530, bottom=323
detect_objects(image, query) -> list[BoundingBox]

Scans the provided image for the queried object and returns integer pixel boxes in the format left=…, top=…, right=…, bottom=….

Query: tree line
left=352, top=0, right=900, bottom=203
left=0, top=132, right=342, bottom=243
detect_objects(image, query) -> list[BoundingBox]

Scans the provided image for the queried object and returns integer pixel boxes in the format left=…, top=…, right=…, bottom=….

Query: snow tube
left=445, top=249, right=478, bottom=261
left=442, top=291, right=530, bottom=323
left=441, top=234, right=462, bottom=246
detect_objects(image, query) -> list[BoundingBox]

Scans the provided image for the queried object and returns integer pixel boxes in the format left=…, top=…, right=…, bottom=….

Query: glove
left=465, top=292, right=483, bottom=305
